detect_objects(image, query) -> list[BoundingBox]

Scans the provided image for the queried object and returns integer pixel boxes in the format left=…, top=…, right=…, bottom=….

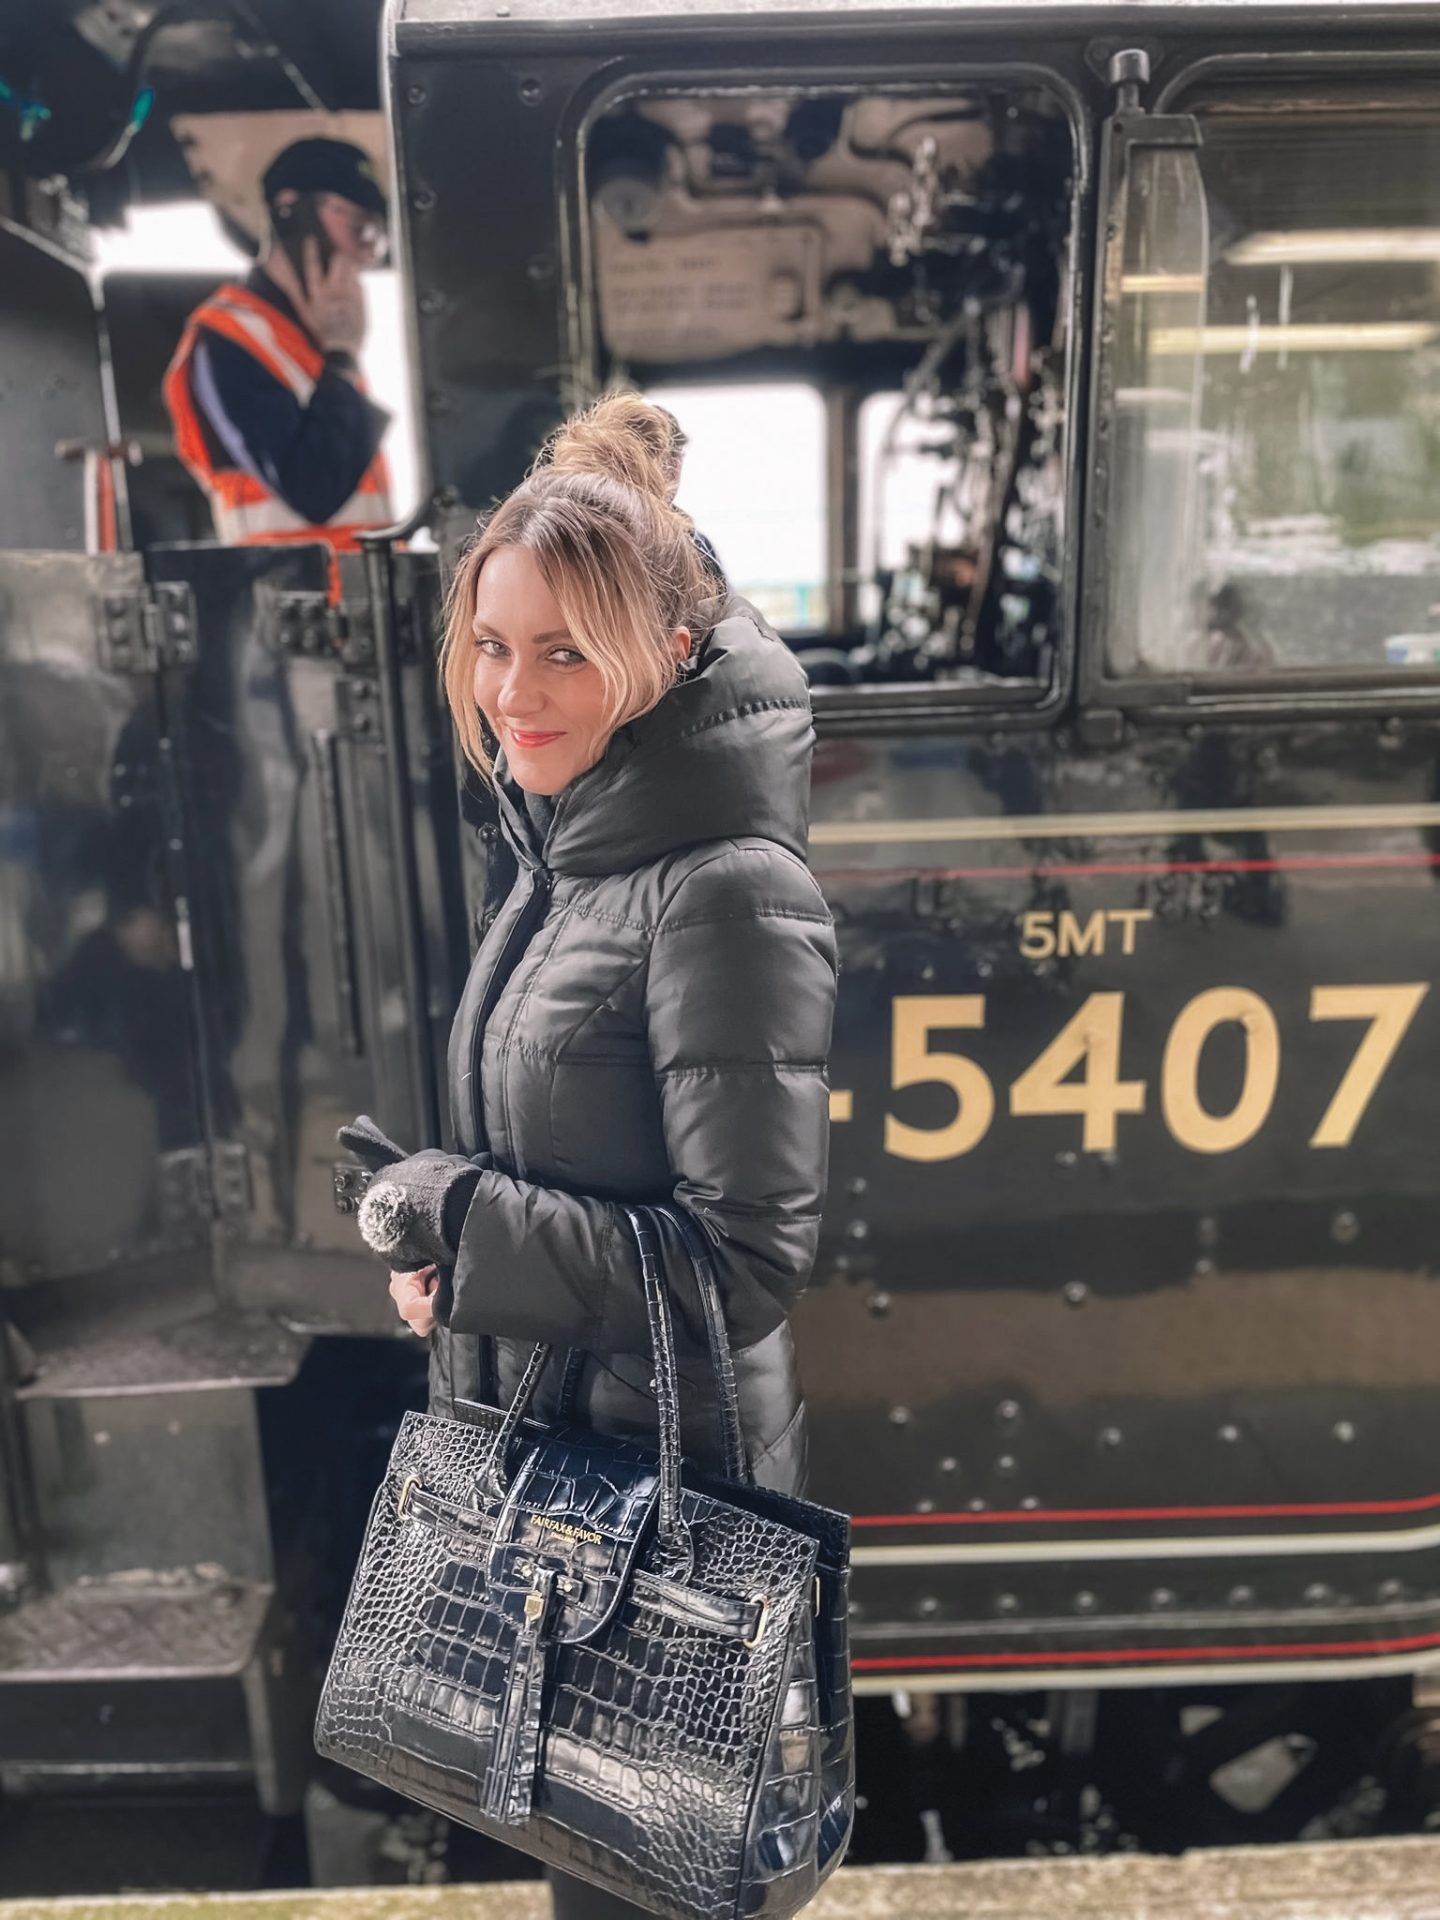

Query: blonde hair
left=440, top=394, right=711, bottom=780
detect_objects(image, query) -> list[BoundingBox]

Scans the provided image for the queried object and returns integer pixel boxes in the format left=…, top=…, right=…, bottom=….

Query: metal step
left=15, top=1308, right=308, bottom=1401
left=0, top=1570, right=270, bottom=1680
left=0, top=1573, right=299, bottom=1808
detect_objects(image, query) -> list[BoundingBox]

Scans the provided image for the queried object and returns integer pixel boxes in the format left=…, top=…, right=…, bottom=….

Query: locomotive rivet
left=1150, top=1589, right=1175, bottom=1610
left=866, top=1290, right=892, bottom=1317
left=1055, top=1150, right=1078, bottom=1170
left=1074, top=1591, right=1097, bottom=1613
left=1333, top=1420, right=1356, bottom=1443
left=1379, top=1579, right=1404, bottom=1602
left=419, top=290, right=445, bottom=315
left=411, top=189, right=436, bottom=212
left=527, top=252, right=556, bottom=282
left=1194, top=1257, right=1215, bottom=1279
left=846, top=1175, right=868, bottom=1198
left=1063, top=1281, right=1088, bottom=1307
left=975, top=957, right=994, bottom=981
left=1229, top=1586, right=1255, bottom=1608
left=1197, top=1216, right=1219, bottom=1249
left=519, top=75, right=543, bottom=104
left=1304, top=1583, right=1332, bottom=1606
left=1331, top=1210, right=1360, bottom=1246
left=889, top=1406, right=911, bottom=1427
left=916, top=1499, right=935, bottom=1514
left=919, top=1596, right=940, bottom=1617
left=996, top=1593, right=1019, bottom=1615
left=996, top=1399, right=1021, bottom=1425
left=406, top=85, right=426, bottom=104
left=846, top=1219, right=870, bottom=1242
left=1218, top=1423, right=1240, bottom=1443
left=1099, top=1426, right=1122, bottom=1449
left=1020, top=1496, right=1040, bottom=1511
left=996, top=1455, right=1017, bottom=1476
left=920, top=963, right=936, bottom=982
left=968, top=1498, right=987, bottom=1513
left=939, top=1456, right=958, bottom=1474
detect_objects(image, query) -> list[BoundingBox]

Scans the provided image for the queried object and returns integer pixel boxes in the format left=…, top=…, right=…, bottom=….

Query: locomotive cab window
left=583, top=79, right=1076, bottom=700
left=1098, top=82, right=1440, bottom=684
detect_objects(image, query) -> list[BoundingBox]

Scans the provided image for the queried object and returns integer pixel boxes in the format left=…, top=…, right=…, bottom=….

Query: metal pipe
left=0, top=1322, right=42, bottom=1604
left=361, top=530, right=441, bottom=1146
left=825, top=386, right=861, bottom=637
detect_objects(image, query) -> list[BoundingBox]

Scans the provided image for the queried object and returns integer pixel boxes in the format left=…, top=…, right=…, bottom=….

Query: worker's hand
left=302, top=239, right=366, bottom=357
left=390, top=1265, right=438, bottom=1338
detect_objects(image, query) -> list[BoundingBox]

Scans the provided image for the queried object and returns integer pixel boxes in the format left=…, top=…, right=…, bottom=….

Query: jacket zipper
left=467, top=864, right=552, bottom=1159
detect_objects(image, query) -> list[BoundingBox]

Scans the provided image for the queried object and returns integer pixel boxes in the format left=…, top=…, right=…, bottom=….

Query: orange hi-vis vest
left=163, top=281, right=393, bottom=552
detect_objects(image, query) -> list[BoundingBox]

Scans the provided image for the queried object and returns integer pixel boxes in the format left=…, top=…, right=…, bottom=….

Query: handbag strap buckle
left=742, top=1594, right=770, bottom=1650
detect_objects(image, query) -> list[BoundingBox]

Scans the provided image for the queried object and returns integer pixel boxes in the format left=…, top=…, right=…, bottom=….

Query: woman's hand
left=389, top=1265, right=439, bottom=1338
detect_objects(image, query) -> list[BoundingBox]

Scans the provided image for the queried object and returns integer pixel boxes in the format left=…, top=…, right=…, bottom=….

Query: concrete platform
left=4, top=1841, right=1440, bottom=1920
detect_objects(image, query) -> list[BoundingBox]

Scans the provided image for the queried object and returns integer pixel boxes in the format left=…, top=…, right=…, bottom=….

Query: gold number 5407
left=882, top=984, right=1428, bottom=1161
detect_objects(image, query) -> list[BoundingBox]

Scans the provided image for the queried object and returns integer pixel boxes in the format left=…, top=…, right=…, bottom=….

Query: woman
left=347, top=395, right=837, bottom=1918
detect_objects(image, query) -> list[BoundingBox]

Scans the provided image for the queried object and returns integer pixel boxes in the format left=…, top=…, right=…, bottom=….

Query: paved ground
left=5, top=1842, right=1440, bottom=1920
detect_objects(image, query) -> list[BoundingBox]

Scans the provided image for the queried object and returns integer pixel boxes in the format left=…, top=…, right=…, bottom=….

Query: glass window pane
left=645, top=383, right=826, bottom=631
left=589, top=80, right=1074, bottom=688
left=1102, top=100, right=1440, bottom=679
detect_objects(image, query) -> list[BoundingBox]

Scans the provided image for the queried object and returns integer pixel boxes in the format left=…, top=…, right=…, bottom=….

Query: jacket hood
left=493, top=599, right=815, bottom=876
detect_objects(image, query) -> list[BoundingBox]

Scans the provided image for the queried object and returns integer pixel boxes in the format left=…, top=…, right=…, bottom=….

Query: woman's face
left=470, top=546, right=614, bottom=795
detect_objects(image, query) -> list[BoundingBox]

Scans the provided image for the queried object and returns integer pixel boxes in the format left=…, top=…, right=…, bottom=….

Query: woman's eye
left=474, top=635, right=507, bottom=657
left=549, top=646, right=587, bottom=667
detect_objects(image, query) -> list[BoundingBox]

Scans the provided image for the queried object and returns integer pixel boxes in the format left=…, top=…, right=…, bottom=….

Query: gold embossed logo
left=530, top=1515, right=603, bottom=1547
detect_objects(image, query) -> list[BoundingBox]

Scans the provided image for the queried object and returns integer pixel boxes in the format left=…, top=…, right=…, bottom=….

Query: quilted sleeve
left=439, top=845, right=837, bottom=1356
left=645, top=846, right=838, bottom=1344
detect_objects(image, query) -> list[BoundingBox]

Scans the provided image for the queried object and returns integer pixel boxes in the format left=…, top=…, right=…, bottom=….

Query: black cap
left=261, top=139, right=387, bottom=219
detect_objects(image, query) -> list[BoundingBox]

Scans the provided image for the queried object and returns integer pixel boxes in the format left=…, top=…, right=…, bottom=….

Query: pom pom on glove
left=337, top=1115, right=483, bottom=1273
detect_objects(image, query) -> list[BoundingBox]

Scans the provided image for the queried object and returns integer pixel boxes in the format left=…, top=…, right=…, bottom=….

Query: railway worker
left=163, top=138, right=393, bottom=572
left=339, top=392, right=836, bottom=1918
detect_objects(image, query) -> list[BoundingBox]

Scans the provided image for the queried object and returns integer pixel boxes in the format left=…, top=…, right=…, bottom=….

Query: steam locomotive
left=4, top=0, right=1440, bottom=1883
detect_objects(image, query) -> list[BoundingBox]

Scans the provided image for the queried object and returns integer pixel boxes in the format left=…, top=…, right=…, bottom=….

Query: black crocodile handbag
left=315, top=1206, right=854, bottom=1919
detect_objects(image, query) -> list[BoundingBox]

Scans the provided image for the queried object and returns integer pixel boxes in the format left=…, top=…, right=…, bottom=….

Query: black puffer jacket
left=428, top=600, right=837, bottom=1497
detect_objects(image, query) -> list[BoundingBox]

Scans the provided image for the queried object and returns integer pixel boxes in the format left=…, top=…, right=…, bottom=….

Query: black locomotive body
left=4, top=0, right=1440, bottom=1877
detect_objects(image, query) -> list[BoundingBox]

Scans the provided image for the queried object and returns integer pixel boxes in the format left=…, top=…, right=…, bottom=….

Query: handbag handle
left=476, top=1205, right=696, bottom=1577
left=650, top=1205, right=751, bottom=1488
left=540, top=1213, right=747, bottom=1481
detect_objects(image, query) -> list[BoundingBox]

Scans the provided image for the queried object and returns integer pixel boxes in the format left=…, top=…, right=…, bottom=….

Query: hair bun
left=542, top=392, right=686, bottom=504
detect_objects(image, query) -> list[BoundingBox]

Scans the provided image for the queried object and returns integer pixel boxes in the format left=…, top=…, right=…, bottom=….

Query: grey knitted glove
left=355, top=1150, right=481, bottom=1272
left=336, top=1113, right=408, bottom=1174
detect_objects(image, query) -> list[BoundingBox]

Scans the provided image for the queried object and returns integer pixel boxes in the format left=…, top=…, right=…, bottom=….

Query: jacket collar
left=494, top=599, right=814, bottom=877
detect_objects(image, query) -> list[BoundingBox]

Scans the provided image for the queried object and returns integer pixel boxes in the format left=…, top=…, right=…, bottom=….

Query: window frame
left=566, top=55, right=1091, bottom=737
left=1079, top=47, right=1440, bottom=725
